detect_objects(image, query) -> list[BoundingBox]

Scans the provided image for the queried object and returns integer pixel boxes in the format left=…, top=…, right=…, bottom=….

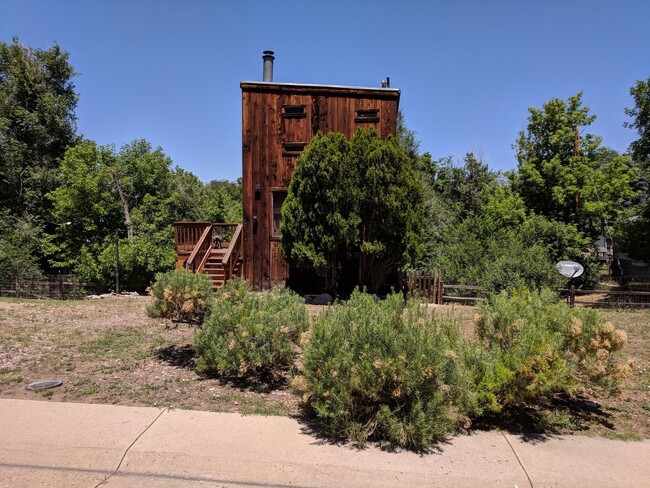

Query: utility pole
left=574, top=126, right=580, bottom=215
left=115, top=231, right=120, bottom=294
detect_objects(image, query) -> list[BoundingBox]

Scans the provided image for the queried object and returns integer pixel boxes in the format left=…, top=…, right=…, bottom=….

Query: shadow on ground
left=155, top=343, right=288, bottom=393
left=471, top=394, right=614, bottom=443
left=156, top=344, right=196, bottom=369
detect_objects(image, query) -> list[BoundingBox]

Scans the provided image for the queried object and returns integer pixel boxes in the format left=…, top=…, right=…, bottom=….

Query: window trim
left=282, top=142, right=306, bottom=157
left=355, top=108, right=380, bottom=123
left=281, top=105, right=307, bottom=118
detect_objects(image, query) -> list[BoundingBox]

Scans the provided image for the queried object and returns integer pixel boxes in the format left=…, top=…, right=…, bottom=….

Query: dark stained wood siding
left=242, top=82, right=400, bottom=290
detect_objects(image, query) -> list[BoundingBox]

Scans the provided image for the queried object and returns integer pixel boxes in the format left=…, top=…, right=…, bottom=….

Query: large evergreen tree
left=281, top=128, right=423, bottom=293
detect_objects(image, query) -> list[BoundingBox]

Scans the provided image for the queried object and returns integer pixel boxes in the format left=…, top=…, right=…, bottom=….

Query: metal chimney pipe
left=262, top=50, right=275, bottom=82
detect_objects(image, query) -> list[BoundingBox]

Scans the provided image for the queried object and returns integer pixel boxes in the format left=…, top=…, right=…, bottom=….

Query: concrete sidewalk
left=0, top=399, right=648, bottom=487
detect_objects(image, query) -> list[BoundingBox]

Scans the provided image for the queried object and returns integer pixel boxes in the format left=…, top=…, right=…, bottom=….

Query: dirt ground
left=0, top=296, right=298, bottom=416
left=0, top=297, right=648, bottom=439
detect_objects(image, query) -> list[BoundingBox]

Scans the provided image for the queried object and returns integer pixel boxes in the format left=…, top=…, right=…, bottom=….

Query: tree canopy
left=47, top=139, right=241, bottom=290
left=625, top=77, right=650, bottom=168
left=512, top=92, right=636, bottom=237
left=0, top=38, right=79, bottom=218
left=0, top=39, right=242, bottom=289
left=281, top=127, right=423, bottom=293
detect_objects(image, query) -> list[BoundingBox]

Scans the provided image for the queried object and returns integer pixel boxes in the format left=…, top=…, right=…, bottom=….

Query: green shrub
left=295, top=291, right=477, bottom=450
left=472, top=288, right=630, bottom=412
left=194, top=279, right=308, bottom=381
left=146, top=269, right=214, bottom=324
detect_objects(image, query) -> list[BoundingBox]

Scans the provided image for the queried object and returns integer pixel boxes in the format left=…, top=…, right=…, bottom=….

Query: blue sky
left=2, top=0, right=649, bottom=182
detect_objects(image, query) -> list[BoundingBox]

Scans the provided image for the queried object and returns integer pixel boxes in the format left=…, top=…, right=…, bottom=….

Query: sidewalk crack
left=94, top=407, right=168, bottom=487
left=502, top=432, right=534, bottom=488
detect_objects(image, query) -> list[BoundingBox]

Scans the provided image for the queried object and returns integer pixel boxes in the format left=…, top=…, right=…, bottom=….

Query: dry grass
left=0, top=297, right=647, bottom=438
left=587, top=308, right=650, bottom=440
left=0, top=297, right=296, bottom=416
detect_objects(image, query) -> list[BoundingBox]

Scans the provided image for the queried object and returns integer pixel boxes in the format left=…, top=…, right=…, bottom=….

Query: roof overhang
left=241, top=81, right=400, bottom=99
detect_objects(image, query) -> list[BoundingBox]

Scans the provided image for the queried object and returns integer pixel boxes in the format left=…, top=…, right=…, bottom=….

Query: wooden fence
left=561, top=287, right=650, bottom=308
left=402, top=269, right=443, bottom=303
left=0, top=275, right=95, bottom=300
left=442, top=284, right=485, bottom=305
left=402, top=271, right=650, bottom=309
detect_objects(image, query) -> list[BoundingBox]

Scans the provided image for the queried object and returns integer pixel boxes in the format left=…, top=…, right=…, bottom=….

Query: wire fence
left=0, top=275, right=96, bottom=300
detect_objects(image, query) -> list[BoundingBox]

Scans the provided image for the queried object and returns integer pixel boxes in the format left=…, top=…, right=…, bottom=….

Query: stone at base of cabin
left=312, top=293, right=333, bottom=305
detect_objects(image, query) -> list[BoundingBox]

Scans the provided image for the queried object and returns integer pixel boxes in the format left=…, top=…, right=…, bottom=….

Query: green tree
left=431, top=152, right=498, bottom=219
left=47, top=138, right=229, bottom=291
left=350, top=127, right=424, bottom=291
left=625, top=77, right=650, bottom=168
left=205, top=178, right=242, bottom=223
left=0, top=38, right=79, bottom=218
left=281, top=131, right=357, bottom=282
left=282, top=128, right=423, bottom=293
left=513, top=92, right=636, bottom=237
left=396, top=109, right=420, bottom=163
left=617, top=77, right=650, bottom=261
left=0, top=210, right=44, bottom=282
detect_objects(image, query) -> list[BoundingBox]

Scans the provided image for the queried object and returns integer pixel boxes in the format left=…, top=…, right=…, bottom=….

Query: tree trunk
left=109, top=169, right=133, bottom=239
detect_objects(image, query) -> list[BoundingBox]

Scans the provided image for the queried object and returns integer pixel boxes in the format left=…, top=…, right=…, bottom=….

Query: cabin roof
left=240, top=81, right=400, bottom=98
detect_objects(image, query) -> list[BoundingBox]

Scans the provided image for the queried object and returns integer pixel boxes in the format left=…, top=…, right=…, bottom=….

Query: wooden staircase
left=202, top=248, right=243, bottom=290
left=174, top=222, right=243, bottom=291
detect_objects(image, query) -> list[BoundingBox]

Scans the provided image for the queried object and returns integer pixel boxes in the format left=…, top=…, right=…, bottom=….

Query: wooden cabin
left=174, top=52, right=401, bottom=291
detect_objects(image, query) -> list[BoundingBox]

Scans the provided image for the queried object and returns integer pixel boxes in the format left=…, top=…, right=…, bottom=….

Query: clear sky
left=2, top=0, right=649, bottom=183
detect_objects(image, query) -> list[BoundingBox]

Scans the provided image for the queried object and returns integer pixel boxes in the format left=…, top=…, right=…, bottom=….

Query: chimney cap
left=262, top=50, right=275, bottom=82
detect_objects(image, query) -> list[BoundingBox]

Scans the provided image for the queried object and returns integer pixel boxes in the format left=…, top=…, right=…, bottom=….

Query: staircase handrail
left=222, top=224, right=243, bottom=280
left=185, top=224, right=213, bottom=272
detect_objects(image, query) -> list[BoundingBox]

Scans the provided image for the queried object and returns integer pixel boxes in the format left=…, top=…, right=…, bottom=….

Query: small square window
left=282, top=142, right=306, bottom=156
left=355, top=109, right=380, bottom=123
left=282, top=105, right=306, bottom=118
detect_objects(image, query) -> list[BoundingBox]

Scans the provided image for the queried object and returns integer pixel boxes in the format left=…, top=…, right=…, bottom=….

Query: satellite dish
left=556, top=261, right=584, bottom=278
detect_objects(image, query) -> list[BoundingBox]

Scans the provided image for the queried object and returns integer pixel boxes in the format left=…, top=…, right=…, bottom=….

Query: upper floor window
left=355, top=108, right=380, bottom=123
left=282, top=142, right=306, bottom=156
left=282, top=105, right=306, bottom=118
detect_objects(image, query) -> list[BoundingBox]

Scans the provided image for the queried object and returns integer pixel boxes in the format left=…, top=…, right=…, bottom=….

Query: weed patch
left=84, top=328, right=159, bottom=360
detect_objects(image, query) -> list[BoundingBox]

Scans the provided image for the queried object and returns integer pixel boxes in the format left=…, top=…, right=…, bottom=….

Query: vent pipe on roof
left=262, top=50, right=275, bottom=82
left=381, top=77, right=390, bottom=88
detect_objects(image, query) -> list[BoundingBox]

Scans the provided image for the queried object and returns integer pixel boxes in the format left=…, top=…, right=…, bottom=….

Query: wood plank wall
left=242, top=83, right=400, bottom=290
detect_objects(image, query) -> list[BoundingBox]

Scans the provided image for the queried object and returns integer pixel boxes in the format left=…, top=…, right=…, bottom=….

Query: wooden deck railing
left=222, top=224, right=243, bottom=280
left=212, top=223, right=240, bottom=248
left=185, top=224, right=212, bottom=272
left=174, top=221, right=243, bottom=283
left=174, top=222, right=212, bottom=253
